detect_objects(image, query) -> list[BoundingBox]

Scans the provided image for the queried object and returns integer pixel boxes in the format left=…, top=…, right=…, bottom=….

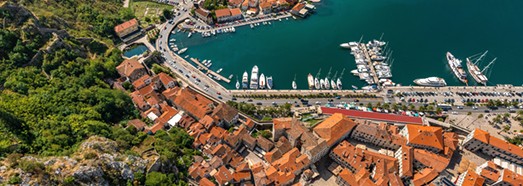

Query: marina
left=167, top=0, right=523, bottom=90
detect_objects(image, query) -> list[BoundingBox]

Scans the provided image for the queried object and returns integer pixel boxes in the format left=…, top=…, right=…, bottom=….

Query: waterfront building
left=313, top=113, right=357, bottom=147
left=215, top=8, right=243, bottom=23
left=463, top=128, right=523, bottom=165
left=321, top=107, right=424, bottom=125
left=114, top=18, right=142, bottom=42
left=195, top=8, right=214, bottom=24
left=166, top=87, right=214, bottom=120
left=260, top=2, right=272, bottom=14
left=290, top=3, right=308, bottom=18
left=116, top=58, right=147, bottom=82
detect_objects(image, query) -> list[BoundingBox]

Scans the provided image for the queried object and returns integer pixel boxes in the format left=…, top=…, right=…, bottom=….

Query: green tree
left=145, top=172, right=170, bottom=186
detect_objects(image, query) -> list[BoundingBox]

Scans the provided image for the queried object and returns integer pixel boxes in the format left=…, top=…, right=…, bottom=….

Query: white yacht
left=250, top=66, right=259, bottom=89
left=259, top=73, right=266, bottom=89
left=314, top=77, right=320, bottom=90
left=216, top=68, right=223, bottom=73
left=242, top=71, right=249, bottom=89
left=324, top=77, right=330, bottom=89
left=292, top=80, right=297, bottom=90
left=307, top=74, right=314, bottom=89
left=337, top=78, right=342, bottom=90
left=413, top=77, right=447, bottom=87
left=178, top=48, right=188, bottom=54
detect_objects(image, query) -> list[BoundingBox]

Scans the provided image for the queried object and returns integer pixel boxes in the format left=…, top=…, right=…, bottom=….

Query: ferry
left=216, top=68, right=223, bottom=73
left=242, top=71, right=249, bottom=89
left=413, top=77, right=447, bottom=87
left=307, top=74, right=314, bottom=89
left=178, top=48, right=188, bottom=55
left=337, top=78, right=342, bottom=90
left=259, top=73, right=266, bottom=89
left=267, top=76, right=273, bottom=89
left=250, top=66, right=259, bottom=89
left=466, top=51, right=496, bottom=86
left=446, top=52, right=467, bottom=84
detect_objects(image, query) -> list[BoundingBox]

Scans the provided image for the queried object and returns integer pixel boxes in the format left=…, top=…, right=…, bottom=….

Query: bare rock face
left=0, top=136, right=148, bottom=185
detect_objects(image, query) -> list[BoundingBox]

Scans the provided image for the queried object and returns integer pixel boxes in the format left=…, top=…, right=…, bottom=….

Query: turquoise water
left=123, top=44, right=149, bottom=58
left=170, top=0, right=523, bottom=89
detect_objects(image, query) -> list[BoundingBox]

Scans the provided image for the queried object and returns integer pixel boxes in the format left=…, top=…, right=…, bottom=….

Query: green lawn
left=130, top=0, right=175, bottom=26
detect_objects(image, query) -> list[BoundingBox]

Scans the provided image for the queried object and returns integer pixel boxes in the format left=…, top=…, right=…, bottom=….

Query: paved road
left=155, top=4, right=233, bottom=102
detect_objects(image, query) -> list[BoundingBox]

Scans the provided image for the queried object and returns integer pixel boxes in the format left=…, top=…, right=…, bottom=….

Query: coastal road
left=155, top=4, right=233, bottom=102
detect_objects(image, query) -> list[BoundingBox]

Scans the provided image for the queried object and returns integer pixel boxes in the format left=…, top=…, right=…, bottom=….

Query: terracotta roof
left=215, top=166, right=233, bottom=185
left=147, top=122, right=164, bottom=134
left=171, top=88, right=213, bottom=119
left=200, top=115, right=216, bottom=129
left=199, top=177, right=216, bottom=186
left=132, top=74, right=151, bottom=90
left=260, top=2, right=272, bottom=9
left=244, top=118, right=255, bottom=129
left=499, top=169, right=523, bottom=185
left=114, top=18, right=138, bottom=33
left=215, top=8, right=231, bottom=18
left=476, top=128, right=523, bottom=159
left=413, top=149, right=450, bottom=172
left=478, top=162, right=501, bottom=182
left=413, top=168, right=439, bottom=186
left=460, top=170, right=484, bottom=186
left=405, top=125, right=444, bottom=151
left=256, top=136, right=274, bottom=152
left=162, top=87, right=180, bottom=100
left=141, top=107, right=160, bottom=119
left=291, top=3, right=305, bottom=12
left=313, top=113, right=357, bottom=146
left=472, top=128, right=490, bottom=144
left=400, top=145, right=414, bottom=178
left=116, top=58, right=144, bottom=78
left=127, top=119, right=146, bottom=131
left=321, top=107, right=424, bottom=124
left=157, top=72, right=176, bottom=87
left=273, top=118, right=293, bottom=130
left=332, top=141, right=398, bottom=179
left=233, top=170, right=252, bottom=182
left=230, top=8, right=242, bottom=16
left=266, top=148, right=310, bottom=185
left=130, top=91, right=148, bottom=110
left=155, top=106, right=179, bottom=126
left=228, top=0, right=244, bottom=6
left=211, top=103, right=238, bottom=123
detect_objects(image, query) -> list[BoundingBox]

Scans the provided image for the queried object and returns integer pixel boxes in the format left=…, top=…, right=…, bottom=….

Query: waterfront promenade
left=191, top=13, right=293, bottom=33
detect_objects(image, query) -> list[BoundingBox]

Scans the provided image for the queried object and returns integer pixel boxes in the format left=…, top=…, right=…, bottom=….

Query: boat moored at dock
left=466, top=50, right=496, bottom=86
left=242, top=71, right=249, bottom=89
left=267, top=76, right=273, bottom=89
left=307, top=74, right=314, bottom=89
left=250, top=66, right=259, bottom=89
left=259, top=73, right=266, bottom=89
left=413, top=77, right=447, bottom=87
left=446, top=52, right=468, bottom=84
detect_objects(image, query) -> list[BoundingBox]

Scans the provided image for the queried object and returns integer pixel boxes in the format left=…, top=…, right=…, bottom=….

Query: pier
left=229, top=89, right=371, bottom=96
left=360, top=43, right=380, bottom=84
left=190, top=58, right=231, bottom=83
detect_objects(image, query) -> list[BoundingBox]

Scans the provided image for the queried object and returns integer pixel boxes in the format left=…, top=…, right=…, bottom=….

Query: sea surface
left=169, top=0, right=523, bottom=89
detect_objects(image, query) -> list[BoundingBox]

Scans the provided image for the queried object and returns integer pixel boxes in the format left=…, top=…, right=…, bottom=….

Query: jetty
left=190, top=58, right=231, bottom=83
left=360, top=43, right=380, bottom=84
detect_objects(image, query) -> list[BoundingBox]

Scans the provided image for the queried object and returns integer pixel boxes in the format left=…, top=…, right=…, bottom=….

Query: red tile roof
left=116, top=58, right=144, bottom=78
left=215, top=166, right=233, bottom=185
left=199, top=177, right=216, bottom=186
left=471, top=129, right=523, bottom=159
left=127, top=119, right=146, bottom=131
left=313, top=113, right=357, bottom=146
left=114, top=18, right=138, bottom=33
left=230, top=8, right=242, bottom=16
left=171, top=88, right=213, bottom=119
left=157, top=72, right=175, bottom=88
left=405, top=125, right=444, bottom=151
left=461, top=170, right=484, bottom=186
left=321, top=107, right=423, bottom=124
left=215, top=9, right=231, bottom=18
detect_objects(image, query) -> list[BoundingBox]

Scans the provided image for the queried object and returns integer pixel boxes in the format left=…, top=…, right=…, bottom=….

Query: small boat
left=292, top=81, right=297, bottom=90
left=314, top=77, right=320, bottom=90
left=184, top=55, right=189, bottom=58
left=324, top=77, right=330, bottom=89
left=351, top=69, right=359, bottom=75
left=267, top=76, right=273, bottom=89
left=259, top=73, right=266, bottom=89
left=178, top=48, right=188, bottom=54
left=228, top=74, right=233, bottom=79
left=337, top=78, right=342, bottom=90
left=250, top=24, right=254, bottom=28
left=331, top=80, right=337, bottom=90
left=236, top=77, right=240, bottom=89
left=320, top=79, right=325, bottom=89
left=307, top=74, right=314, bottom=89
left=352, top=85, right=358, bottom=90
left=216, top=68, right=223, bottom=73
left=170, top=38, right=176, bottom=42
left=188, top=32, right=192, bottom=38
left=242, top=71, right=249, bottom=89
left=250, top=66, right=259, bottom=89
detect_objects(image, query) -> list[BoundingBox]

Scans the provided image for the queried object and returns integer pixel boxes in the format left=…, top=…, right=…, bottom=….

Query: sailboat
left=267, top=76, right=273, bottom=89
left=337, top=68, right=345, bottom=90
left=314, top=68, right=321, bottom=89
left=324, top=67, right=332, bottom=89
left=307, top=73, right=314, bottom=89
left=330, top=71, right=338, bottom=90
left=292, top=74, right=297, bottom=90
left=466, top=51, right=496, bottom=86
left=235, top=76, right=240, bottom=89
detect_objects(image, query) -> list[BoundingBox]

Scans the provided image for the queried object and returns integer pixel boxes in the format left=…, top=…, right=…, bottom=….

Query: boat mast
left=339, top=68, right=345, bottom=80
left=326, top=67, right=332, bottom=78
left=379, top=33, right=384, bottom=41
left=389, top=59, right=395, bottom=70
left=481, top=57, right=496, bottom=73
left=332, top=71, right=338, bottom=80
left=358, top=35, right=364, bottom=43
left=315, top=68, right=322, bottom=78
left=474, top=50, right=488, bottom=65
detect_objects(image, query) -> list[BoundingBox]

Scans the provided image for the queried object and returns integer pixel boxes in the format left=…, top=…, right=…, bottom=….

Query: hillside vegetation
left=0, top=1, right=195, bottom=185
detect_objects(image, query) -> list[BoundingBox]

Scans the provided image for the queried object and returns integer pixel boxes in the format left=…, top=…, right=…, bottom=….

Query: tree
left=162, top=9, right=173, bottom=19
left=145, top=172, right=170, bottom=186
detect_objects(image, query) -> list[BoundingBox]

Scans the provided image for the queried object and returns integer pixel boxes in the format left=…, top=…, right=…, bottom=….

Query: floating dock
left=190, top=58, right=231, bottom=83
